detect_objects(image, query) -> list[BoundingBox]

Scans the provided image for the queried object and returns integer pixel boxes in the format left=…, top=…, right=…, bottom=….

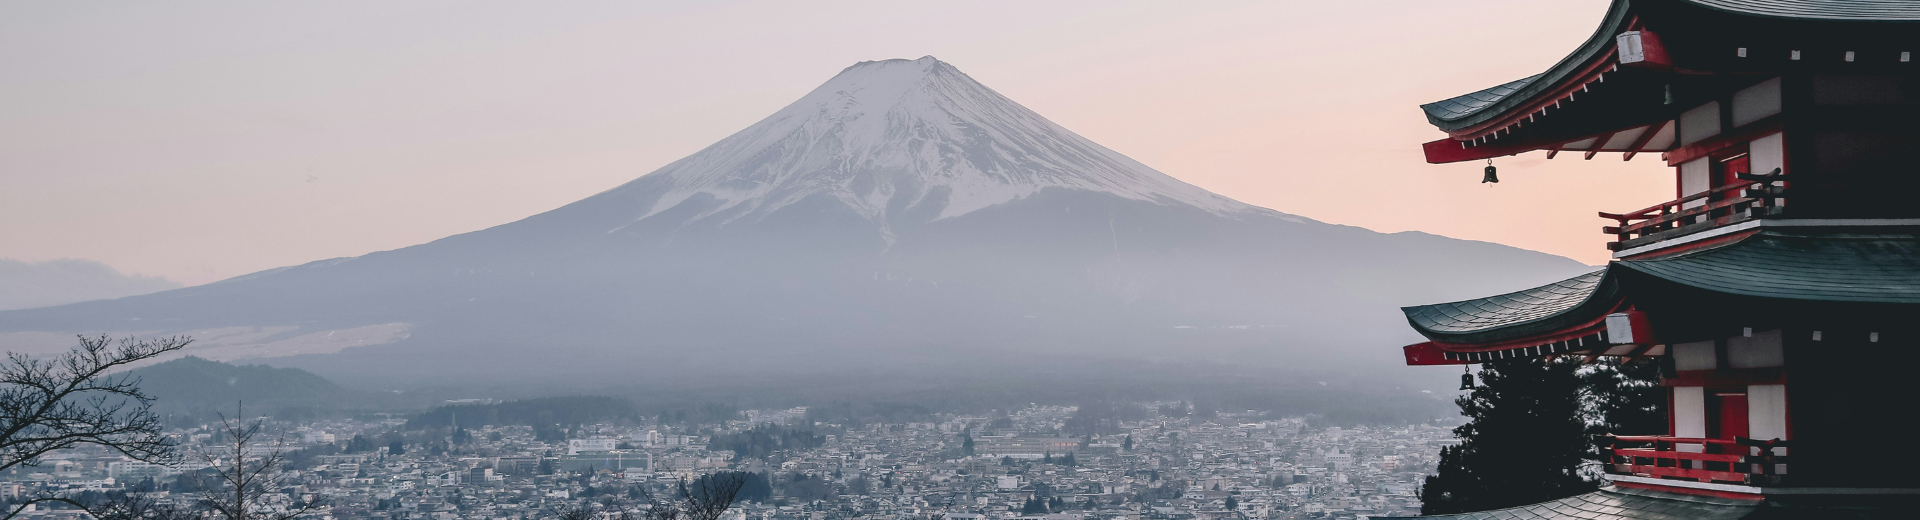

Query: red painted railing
left=1600, top=169, right=1784, bottom=251
left=1602, top=435, right=1789, bottom=486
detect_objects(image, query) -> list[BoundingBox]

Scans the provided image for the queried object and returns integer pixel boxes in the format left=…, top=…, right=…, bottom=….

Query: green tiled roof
left=1401, top=232, right=1920, bottom=345
left=1401, top=269, right=1615, bottom=345
left=1416, top=486, right=1758, bottom=520
left=1687, top=0, right=1920, bottom=21
left=1420, top=0, right=1920, bottom=132
left=1616, top=233, right=1920, bottom=304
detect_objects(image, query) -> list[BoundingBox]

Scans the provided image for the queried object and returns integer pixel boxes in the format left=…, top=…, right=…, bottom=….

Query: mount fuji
left=0, top=57, right=1591, bottom=388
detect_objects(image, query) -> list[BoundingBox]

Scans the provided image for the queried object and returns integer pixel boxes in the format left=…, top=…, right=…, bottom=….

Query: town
left=2, top=403, right=1457, bottom=520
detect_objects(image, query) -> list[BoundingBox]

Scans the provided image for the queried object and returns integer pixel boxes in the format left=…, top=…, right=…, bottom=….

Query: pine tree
left=1122, top=435, right=1133, bottom=451
left=961, top=432, right=975, bottom=456
left=1421, top=358, right=1596, bottom=515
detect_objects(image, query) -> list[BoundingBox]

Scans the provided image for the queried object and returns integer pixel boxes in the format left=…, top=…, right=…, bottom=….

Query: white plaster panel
left=1680, top=101, right=1722, bottom=145
left=1673, top=387, right=1706, bottom=455
left=1750, top=132, right=1784, bottom=177
left=1673, top=340, right=1717, bottom=371
left=1748, top=385, right=1788, bottom=442
left=1732, top=77, right=1783, bottom=127
left=1728, top=329, right=1784, bottom=368
left=1680, top=158, right=1711, bottom=210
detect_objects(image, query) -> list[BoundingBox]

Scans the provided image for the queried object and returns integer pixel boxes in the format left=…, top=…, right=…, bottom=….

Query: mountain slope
left=0, top=57, right=1593, bottom=387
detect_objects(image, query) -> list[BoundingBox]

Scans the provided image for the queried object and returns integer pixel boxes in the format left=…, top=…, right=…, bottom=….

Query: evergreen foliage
left=406, top=396, right=638, bottom=430
left=708, top=425, right=825, bottom=460
left=694, top=471, right=769, bottom=504
left=1420, top=358, right=1595, bottom=515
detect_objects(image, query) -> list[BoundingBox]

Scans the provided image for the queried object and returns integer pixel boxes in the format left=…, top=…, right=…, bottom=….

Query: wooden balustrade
left=1602, top=435, right=1789, bottom=485
left=1600, top=169, right=1784, bottom=251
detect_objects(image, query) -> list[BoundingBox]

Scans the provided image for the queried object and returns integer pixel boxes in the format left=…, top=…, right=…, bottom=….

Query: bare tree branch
left=0, top=335, right=188, bottom=520
left=187, top=403, right=321, bottom=520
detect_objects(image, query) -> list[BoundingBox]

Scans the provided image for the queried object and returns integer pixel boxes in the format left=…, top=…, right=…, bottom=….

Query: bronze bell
left=1481, top=163, right=1499, bottom=184
left=1459, top=368, right=1476, bottom=390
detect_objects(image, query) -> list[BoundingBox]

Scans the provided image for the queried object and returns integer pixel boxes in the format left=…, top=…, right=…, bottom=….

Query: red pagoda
left=1401, top=0, right=1919, bottom=517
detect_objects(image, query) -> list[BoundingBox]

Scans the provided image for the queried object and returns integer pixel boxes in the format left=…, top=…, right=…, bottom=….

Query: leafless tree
left=641, top=472, right=747, bottom=520
left=190, top=404, right=319, bottom=520
left=554, top=496, right=639, bottom=520
left=85, top=492, right=191, bottom=520
left=0, top=335, right=189, bottom=520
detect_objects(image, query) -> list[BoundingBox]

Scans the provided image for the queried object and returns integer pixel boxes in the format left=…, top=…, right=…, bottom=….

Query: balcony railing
left=1602, top=435, right=1790, bottom=486
left=1601, top=169, right=1784, bottom=252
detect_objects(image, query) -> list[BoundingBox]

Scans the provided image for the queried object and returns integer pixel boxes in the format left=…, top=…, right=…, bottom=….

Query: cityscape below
left=5, top=402, right=1453, bottom=520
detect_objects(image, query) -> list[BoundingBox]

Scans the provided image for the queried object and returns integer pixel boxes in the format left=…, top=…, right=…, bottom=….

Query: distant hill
left=0, top=258, right=180, bottom=311
left=125, top=356, right=344, bottom=415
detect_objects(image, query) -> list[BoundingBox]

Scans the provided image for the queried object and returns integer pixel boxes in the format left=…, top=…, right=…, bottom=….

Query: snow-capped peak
left=608, top=56, right=1258, bottom=232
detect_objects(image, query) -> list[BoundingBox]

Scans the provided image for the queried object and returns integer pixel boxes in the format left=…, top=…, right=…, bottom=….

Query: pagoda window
left=1679, top=158, right=1711, bottom=209
left=1811, top=74, right=1907, bottom=106
left=1731, top=78, right=1782, bottom=127
left=1710, top=147, right=1751, bottom=204
left=1707, top=391, right=1749, bottom=440
left=1750, top=132, right=1784, bottom=178
left=1672, top=341, right=1716, bottom=371
left=1672, top=387, right=1708, bottom=458
left=1678, top=101, right=1722, bottom=146
left=1748, top=385, right=1789, bottom=458
left=1727, top=329, right=1784, bottom=369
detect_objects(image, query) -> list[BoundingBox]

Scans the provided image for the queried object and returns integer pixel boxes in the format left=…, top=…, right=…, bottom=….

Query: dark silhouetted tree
left=1421, top=358, right=1594, bottom=515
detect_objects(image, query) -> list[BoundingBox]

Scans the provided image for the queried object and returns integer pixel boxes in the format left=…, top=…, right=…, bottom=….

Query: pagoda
left=1400, top=0, right=1919, bottom=518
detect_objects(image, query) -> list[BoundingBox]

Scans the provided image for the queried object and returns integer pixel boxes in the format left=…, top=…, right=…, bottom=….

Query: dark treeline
left=709, top=424, right=826, bottom=459
left=1064, top=401, right=1151, bottom=435
left=405, top=396, right=640, bottom=430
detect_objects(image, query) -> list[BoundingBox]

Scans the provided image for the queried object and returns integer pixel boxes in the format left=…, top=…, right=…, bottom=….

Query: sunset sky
left=1, top=0, right=1670, bottom=286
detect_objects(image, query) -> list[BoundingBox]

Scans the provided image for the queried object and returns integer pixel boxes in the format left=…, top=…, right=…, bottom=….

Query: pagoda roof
left=1402, top=269, right=1615, bottom=346
left=1688, top=0, right=1920, bottom=22
left=1415, top=486, right=1758, bottom=520
left=1415, top=484, right=1913, bottom=519
left=1418, top=0, right=1920, bottom=163
left=1418, top=0, right=1631, bottom=134
left=1615, top=232, right=1920, bottom=304
left=1419, top=76, right=1541, bottom=125
left=1400, top=232, right=1920, bottom=360
left=1423, top=0, right=1920, bottom=131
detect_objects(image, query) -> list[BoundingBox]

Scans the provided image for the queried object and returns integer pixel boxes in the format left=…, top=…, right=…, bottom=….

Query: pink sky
left=1, top=0, right=1668, bottom=286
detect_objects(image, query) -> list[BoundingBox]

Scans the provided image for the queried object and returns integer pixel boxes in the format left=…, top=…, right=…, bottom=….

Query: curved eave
left=1400, top=269, right=1620, bottom=345
left=1684, top=0, right=1920, bottom=22
left=1420, top=1, right=1634, bottom=133
left=1614, top=232, right=1920, bottom=304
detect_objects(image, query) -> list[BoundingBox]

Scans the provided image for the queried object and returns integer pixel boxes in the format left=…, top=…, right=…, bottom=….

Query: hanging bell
left=1481, top=163, right=1499, bottom=184
left=1459, top=367, right=1476, bottom=390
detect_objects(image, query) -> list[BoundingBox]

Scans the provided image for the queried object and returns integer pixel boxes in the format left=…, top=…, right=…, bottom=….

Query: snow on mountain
left=0, top=56, right=1595, bottom=388
left=602, top=56, right=1267, bottom=239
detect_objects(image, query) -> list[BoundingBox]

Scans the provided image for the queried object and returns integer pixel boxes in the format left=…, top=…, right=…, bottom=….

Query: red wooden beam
left=1584, top=130, right=1615, bottom=160
left=1620, top=122, right=1665, bottom=161
left=1663, top=116, right=1782, bottom=166
left=1421, top=137, right=1553, bottom=164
